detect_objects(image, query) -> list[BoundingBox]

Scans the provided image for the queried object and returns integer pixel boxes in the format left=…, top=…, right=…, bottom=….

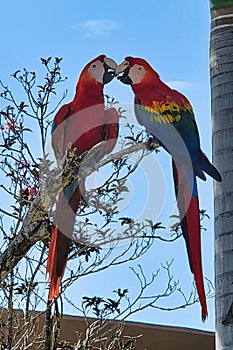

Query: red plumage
left=46, top=55, right=118, bottom=300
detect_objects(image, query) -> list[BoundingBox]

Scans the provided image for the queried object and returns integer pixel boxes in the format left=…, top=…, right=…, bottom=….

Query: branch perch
left=0, top=141, right=155, bottom=283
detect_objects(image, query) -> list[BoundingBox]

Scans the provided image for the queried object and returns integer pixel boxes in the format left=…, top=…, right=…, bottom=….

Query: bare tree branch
left=0, top=141, right=153, bottom=283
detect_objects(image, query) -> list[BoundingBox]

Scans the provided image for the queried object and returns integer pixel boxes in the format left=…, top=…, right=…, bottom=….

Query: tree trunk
left=210, top=5, right=233, bottom=349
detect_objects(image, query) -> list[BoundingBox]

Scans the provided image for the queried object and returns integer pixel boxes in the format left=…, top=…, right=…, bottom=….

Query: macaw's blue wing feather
left=135, top=99, right=222, bottom=182
left=199, top=150, right=222, bottom=182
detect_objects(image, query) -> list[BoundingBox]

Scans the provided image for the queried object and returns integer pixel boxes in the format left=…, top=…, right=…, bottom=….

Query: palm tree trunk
left=210, top=4, right=233, bottom=349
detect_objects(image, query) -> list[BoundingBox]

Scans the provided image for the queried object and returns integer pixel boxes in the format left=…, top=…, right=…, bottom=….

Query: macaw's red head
left=79, top=54, right=117, bottom=86
left=116, top=56, right=160, bottom=86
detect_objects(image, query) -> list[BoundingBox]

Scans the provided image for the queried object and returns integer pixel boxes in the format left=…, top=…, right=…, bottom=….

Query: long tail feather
left=172, top=160, right=208, bottom=321
left=46, top=181, right=82, bottom=300
left=46, top=225, right=71, bottom=299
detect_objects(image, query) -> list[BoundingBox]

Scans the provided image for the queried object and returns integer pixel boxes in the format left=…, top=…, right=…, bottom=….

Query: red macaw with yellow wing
left=116, top=56, right=222, bottom=320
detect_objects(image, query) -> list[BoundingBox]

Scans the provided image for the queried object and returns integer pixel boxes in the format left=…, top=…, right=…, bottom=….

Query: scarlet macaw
left=116, top=56, right=221, bottom=320
left=46, top=55, right=118, bottom=300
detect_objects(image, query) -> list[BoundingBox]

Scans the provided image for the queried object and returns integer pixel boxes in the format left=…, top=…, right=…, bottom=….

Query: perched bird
left=116, top=56, right=221, bottom=321
left=46, top=55, right=119, bottom=300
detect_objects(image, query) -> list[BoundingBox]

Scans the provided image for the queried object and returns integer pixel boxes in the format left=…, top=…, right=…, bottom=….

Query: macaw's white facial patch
left=88, top=60, right=105, bottom=83
left=129, top=64, right=146, bottom=85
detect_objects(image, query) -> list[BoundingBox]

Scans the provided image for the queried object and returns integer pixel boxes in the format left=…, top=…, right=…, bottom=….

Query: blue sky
left=1, top=0, right=216, bottom=331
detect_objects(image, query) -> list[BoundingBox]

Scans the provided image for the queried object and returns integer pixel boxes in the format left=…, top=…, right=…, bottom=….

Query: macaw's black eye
left=92, top=64, right=96, bottom=68
left=138, top=67, right=142, bottom=70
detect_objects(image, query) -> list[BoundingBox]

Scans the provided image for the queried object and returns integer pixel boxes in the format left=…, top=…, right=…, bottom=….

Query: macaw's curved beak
left=115, top=60, right=132, bottom=85
left=103, top=57, right=118, bottom=84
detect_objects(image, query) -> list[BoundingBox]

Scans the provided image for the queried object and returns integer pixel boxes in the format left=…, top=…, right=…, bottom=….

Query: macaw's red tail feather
left=195, top=272, right=208, bottom=321
left=172, top=160, right=208, bottom=321
left=47, top=184, right=82, bottom=300
left=46, top=224, right=58, bottom=279
left=184, top=194, right=208, bottom=321
left=46, top=225, right=71, bottom=300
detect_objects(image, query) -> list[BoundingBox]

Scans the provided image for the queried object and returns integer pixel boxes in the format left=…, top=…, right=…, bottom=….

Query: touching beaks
left=104, top=57, right=118, bottom=71
left=115, top=60, right=132, bottom=85
left=115, top=61, right=130, bottom=76
left=103, top=57, right=118, bottom=84
left=102, top=58, right=133, bottom=85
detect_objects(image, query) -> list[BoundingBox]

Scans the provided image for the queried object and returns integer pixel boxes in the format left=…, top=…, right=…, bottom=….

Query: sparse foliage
left=0, top=58, right=212, bottom=349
